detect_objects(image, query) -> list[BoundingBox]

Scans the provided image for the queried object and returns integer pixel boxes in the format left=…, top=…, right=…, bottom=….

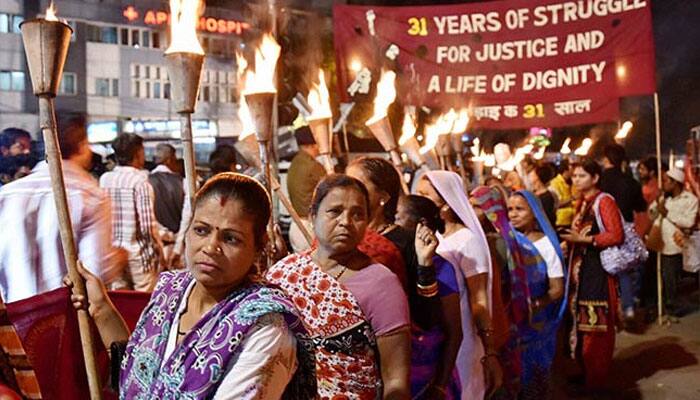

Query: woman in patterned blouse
left=268, top=174, right=412, bottom=399
left=67, top=173, right=310, bottom=399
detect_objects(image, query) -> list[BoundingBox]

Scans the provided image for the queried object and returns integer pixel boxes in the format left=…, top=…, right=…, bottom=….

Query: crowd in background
left=0, top=118, right=699, bottom=399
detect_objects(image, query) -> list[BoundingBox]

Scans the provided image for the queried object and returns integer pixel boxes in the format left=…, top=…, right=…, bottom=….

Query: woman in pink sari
left=416, top=171, right=502, bottom=399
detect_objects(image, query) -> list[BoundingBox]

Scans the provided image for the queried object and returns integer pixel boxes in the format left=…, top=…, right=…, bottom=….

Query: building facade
left=1, top=0, right=251, bottom=162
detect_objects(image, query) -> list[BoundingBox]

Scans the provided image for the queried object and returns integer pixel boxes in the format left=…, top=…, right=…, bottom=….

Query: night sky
left=217, top=0, right=700, bottom=158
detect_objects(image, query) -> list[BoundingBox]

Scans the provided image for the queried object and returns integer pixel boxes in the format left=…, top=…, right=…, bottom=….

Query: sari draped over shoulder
left=120, top=270, right=307, bottom=399
left=267, top=252, right=381, bottom=400
left=512, top=190, right=568, bottom=398
left=426, top=171, right=493, bottom=400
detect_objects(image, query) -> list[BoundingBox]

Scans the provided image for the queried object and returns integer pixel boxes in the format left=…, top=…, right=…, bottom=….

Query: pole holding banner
left=654, top=92, right=664, bottom=325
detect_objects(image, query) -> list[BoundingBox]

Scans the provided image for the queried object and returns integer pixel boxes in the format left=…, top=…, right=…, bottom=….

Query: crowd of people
left=0, top=117, right=699, bottom=399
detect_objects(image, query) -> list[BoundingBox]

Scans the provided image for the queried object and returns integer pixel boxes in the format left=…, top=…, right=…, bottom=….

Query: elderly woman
left=267, top=174, right=411, bottom=399
left=68, top=173, right=308, bottom=399
left=416, top=171, right=502, bottom=399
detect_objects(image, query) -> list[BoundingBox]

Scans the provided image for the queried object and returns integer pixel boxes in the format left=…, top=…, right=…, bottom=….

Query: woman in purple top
left=66, top=173, right=311, bottom=399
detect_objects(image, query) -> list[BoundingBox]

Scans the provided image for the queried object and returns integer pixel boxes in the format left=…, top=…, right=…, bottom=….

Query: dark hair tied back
left=348, top=157, right=401, bottom=222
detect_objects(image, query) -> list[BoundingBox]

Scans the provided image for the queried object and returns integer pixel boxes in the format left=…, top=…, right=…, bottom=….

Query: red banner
left=333, top=0, right=655, bottom=129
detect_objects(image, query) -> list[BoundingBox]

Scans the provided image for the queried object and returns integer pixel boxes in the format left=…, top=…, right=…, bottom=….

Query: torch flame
left=239, top=33, right=281, bottom=95
left=574, top=138, right=593, bottom=156
left=441, top=108, right=457, bottom=136
left=560, top=138, right=572, bottom=154
left=533, top=146, right=546, bottom=160
left=366, top=70, right=397, bottom=125
left=399, top=112, right=416, bottom=146
left=165, top=0, right=204, bottom=55
left=470, top=138, right=481, bottom=158
left=615, top=121, right=633, bottom=140
left=235, top=54, right=255, bottom=139
left=419, top=123, right=440, bottom=155
left=451, top=108, right=469, bottom=134
left=306, top=69, right=332, bottom=121
left=45, top=1, right=58, bottom=21
left=237, top=97, right=256, bottom=140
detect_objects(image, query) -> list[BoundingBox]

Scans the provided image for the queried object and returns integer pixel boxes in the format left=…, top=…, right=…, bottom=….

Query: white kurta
left=163, top=280, right=298, bottom=399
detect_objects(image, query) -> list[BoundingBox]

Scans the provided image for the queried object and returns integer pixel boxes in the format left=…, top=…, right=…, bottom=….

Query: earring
left=380, top=200, right=386, bottom=207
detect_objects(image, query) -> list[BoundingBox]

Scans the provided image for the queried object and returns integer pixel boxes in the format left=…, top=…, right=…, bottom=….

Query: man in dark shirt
left=149, top=143, right=184, bottom=234
left=287, top=127, right=326, bottom=251
left=599, top=143, right=646, bottom=322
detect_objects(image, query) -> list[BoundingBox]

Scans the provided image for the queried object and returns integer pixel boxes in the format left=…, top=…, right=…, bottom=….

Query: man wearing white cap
left=650, top=167, right=698, bottom=316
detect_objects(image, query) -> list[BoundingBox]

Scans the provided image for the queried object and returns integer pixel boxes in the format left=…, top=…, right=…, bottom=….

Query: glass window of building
left=133, top=81, right=140, bottom=97
left=202, top=86, right=210, bottom=102
left=102, top=26, right=118, bottom=44
left=10, top=72, right=24, bottom=91
left=153, top=82, right=161, bottom=99
left=131, top=29, right=140, bottom=47
left=152, top=32, right=160, bottom=49
left=95, top=78, right=110, bottom=96
left=120, top=28, right=129, bottom=45
left=132, top=64, right=140, bottom=78
left=164, top=83, right=170, bottom=99
left=142, top=30, right=150, bottom=48
left=59, top=73, right=77, bottom=95
left=11, top=15, right=23, bottom=33
left=0, top=72, right=10, bottom=91
left=0, top=14, right=10, bottom=33
left=145, top=81, right=150, bottom=98
left=112, top=79, right=119, bottom=97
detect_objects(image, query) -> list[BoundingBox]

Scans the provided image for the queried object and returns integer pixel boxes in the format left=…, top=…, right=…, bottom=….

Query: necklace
left=332, top=265, right=348, bottom=280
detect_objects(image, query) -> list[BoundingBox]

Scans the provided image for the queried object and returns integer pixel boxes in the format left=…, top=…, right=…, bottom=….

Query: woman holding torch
left=67, top=174, right=312, bottom=399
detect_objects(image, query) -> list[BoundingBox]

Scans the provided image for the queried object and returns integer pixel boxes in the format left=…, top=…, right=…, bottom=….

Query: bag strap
left=591, top=192, right=610, bottom=233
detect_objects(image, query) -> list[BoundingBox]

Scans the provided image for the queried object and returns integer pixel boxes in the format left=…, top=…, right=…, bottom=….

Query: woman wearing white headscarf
left=416, top=171, right=502, bottom=399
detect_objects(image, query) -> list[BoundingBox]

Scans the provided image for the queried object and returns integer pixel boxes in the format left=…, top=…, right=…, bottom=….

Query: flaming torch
left=574, top=138, right=593, bottom=156
left=560, top=137, right=572, bottom=155
left=306, top=69, right=335, bottom=174
left=239, top=33, right=281, bottom=200
left=450, top=108, right=470, bottom=182
left=433, top=111, right=456, bottom=170
left=20, top=2, right=101, bottom=398
left=365, top=70, right=403, bottom=167
left=398, top=108, right=426, bottom=169
left=365, top=69, right=408, bottom=193
left=615, top=121, right=633, bottom=143
left=236, top=92, right=313, bottom=246
left=164, top=0, right=205, bottom=207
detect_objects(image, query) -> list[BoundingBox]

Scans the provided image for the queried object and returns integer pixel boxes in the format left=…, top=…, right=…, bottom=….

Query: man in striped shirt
left=100, top=133, right=163, bottom=291
left=0, top=117, right=119, bottom=302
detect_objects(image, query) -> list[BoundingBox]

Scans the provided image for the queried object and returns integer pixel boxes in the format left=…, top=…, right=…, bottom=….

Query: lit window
left=10, top=71, right=24, bottom=91
left=0, top=71, right=10, bottom=91
left=0, top=14, right=10, bottom=33
left=11, top=15, right=23, bottom=33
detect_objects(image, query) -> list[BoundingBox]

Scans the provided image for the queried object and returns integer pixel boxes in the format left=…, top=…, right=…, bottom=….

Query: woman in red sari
left=561, top=159, right=624, bottom=391
left=267, top=174, right=411, bottom=399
